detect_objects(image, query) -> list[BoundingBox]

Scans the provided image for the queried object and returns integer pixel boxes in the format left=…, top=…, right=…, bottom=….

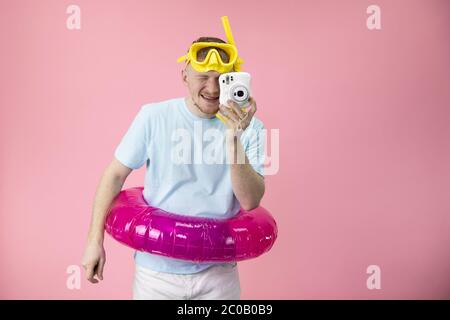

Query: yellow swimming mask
left=177, top=16, right=244, bottom=73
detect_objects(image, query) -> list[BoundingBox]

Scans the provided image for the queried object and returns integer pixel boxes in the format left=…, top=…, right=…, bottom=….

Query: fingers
left=216, top=97, right=257, bottom=131
left=227, top=100, right=246, bottom=119
left=82, top=244, right=106, bottom=284
left=85, top=263, right=99, bottom=284
left=83, top=259, right=104, bottom=283
left=97, top=258, right=105, bottom=281
left=247, top=97, right=257, bottom=117
left=219, top=103, right=240, bottom=122
left=227, top=98, right=256, bottom=119
left=217, top=108, right=232, bottom=125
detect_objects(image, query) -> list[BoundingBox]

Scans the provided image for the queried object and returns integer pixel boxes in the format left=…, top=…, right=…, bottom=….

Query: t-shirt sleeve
left=243, top=118, right=266, bottom=177
left=114, top=106, right=150, bottom=170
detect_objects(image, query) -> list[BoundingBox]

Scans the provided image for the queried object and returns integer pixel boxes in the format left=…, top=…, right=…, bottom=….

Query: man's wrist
left=226, top=132, right=249, bottom=165
left=87, top=231, right=104, bottom=245
left=225, top=129, right=243, bottom=145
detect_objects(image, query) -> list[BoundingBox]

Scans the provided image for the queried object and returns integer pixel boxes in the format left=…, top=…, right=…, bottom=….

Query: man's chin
left=199, top=104, right=219, bottom=115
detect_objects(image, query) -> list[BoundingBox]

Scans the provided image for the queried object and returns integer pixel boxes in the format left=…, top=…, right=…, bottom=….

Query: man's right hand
left=81, top=242, right=106, bottom=284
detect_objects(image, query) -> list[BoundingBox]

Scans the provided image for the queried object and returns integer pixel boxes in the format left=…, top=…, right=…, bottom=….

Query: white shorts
left=133, top=263, right=241, bottom=300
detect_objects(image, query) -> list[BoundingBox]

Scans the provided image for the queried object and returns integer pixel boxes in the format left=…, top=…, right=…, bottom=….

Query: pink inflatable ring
left=105, top=187, right=277, bottom=262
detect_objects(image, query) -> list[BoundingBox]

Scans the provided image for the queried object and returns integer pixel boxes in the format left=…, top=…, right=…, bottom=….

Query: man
left=81, top=17, right=266, bottom=299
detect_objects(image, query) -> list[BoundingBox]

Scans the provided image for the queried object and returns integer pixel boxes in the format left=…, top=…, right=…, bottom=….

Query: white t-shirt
left=114, top=97, right=265, bottom=274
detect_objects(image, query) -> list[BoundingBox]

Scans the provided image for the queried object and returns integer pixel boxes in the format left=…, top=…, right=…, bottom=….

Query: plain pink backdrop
left=1, top=0, right=449, bottom=299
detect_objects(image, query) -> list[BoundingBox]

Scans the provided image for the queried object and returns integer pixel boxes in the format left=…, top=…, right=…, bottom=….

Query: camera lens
left=231, top=86, right=248, bottom=102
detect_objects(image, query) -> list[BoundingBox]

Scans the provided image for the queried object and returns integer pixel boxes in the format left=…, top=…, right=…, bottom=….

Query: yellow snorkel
left=177, top=16, right=244, bottom=73
left=221, top=16, right=244, bottom=72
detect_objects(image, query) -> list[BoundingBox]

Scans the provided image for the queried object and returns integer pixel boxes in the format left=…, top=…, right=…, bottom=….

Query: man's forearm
left=227, top=134, right=265, bottom=210
left=87, top=171, right=125, bottom=244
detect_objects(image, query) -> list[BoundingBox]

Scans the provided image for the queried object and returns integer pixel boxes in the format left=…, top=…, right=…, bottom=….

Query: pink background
left=1, top=0, right=449, bottom=299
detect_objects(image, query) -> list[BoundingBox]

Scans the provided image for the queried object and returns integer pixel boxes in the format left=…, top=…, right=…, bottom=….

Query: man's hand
left=81, top=242, right=106, bottom=284
left=216, top=97, right=257, bottom=137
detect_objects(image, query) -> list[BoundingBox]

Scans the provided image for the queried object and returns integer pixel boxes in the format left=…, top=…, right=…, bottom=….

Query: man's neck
left=184, top=96, right=216, bottom=119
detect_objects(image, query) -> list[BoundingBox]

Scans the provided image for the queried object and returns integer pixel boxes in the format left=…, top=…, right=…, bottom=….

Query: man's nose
left=205, top=77, right=220, bottom=94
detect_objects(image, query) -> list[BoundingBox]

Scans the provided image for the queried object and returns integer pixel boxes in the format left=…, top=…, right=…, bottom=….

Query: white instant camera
left=219, top=72, right=252, bottom=108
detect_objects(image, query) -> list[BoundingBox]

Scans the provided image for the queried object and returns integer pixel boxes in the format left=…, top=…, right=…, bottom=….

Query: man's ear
left=181, top=69, right=187, bottom=86
left=181, top=65, right=189, bottom=86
